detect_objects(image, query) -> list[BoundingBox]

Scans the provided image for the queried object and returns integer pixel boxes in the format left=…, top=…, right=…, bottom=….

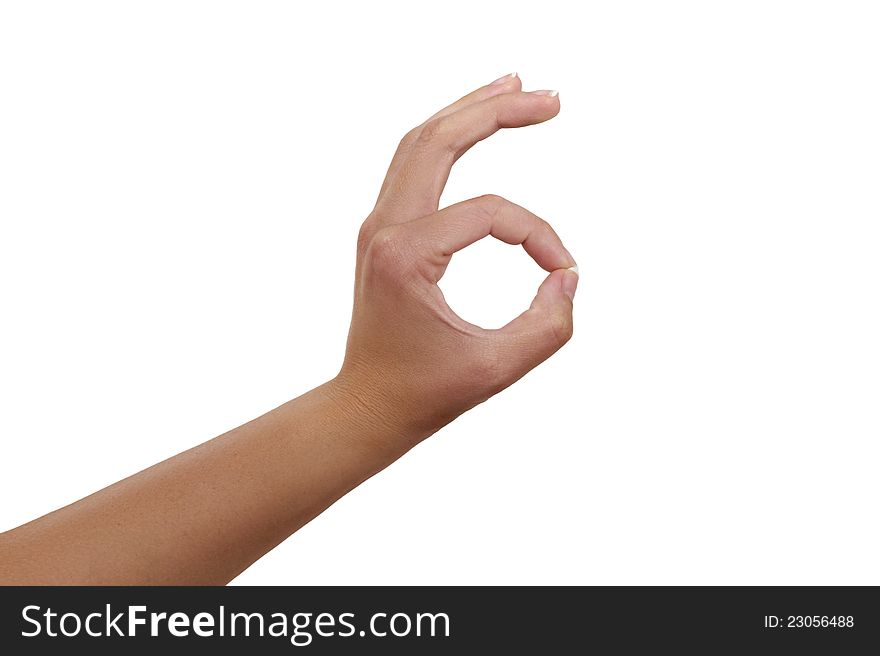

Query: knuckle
left=537, top=217, right=555, bottom=241
left=546, top=309, right=574, bottom=349
left=415, top=117, right=446, bottom=147
left=367, top=226, right=407, bottom=274
left=398, top=126, right=420, bottom=150
left=539, top=217, right=559, bottom=239
left=476, top=193, right=505, bottom=209
left=357, top=214, right=379, bottom=251
left=470, top=193, right=506, bottom=220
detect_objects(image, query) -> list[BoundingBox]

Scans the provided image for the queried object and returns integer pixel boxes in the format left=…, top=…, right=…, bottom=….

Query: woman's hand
left=336, top=74, right=579, bottom=450
left=0, top=74, right=577, bottom=585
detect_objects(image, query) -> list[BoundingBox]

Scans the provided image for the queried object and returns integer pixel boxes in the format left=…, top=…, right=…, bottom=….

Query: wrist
left=323, top=369, right=426, bottom=461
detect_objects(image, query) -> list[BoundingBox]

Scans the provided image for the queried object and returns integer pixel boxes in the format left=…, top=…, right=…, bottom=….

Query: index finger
left=398, top=194, right=575, bottom=282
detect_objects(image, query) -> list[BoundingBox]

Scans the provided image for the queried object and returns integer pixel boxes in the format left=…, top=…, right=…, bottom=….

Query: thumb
left=490, top=267, right=578, bottom=388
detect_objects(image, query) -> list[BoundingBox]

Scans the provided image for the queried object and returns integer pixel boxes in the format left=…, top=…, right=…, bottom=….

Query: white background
left=1, top=2, right=878, bottom=585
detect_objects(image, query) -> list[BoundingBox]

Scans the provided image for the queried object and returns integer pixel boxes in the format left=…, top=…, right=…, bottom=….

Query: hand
left=335, top=74, right=579, bottom=449
left=0, top=73, right=578, bottom=586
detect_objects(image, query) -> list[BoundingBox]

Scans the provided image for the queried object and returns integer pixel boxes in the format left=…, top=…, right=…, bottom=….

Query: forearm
left=0, top=378, right=410, bottom=585
left=0, top=75, right=573, bottom=586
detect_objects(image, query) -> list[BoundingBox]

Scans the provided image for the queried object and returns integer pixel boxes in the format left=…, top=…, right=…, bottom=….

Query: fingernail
left=490, top=72, right=518, bottom=86
left=562, top=267, right=579, bottom=300
left=531, top=90, right=559, bottom=97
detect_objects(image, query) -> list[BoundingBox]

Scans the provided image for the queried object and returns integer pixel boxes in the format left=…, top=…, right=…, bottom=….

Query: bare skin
left=0, top=73, right=578, bottom=585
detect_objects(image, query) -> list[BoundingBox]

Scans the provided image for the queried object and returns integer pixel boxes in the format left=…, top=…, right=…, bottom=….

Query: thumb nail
left=562, top=267, right=579, bottom=300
